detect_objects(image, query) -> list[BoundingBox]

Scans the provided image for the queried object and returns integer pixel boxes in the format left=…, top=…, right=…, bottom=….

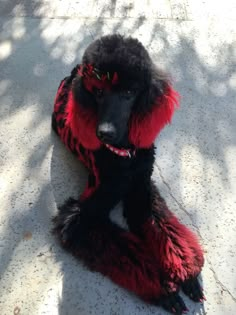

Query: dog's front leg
left=54, top=172, right=132, bottom=244
left=123, top=146, right=155, bottom=232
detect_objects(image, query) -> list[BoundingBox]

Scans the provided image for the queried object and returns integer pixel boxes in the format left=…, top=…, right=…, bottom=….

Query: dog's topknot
left=82, top=34, right=152, bottom=82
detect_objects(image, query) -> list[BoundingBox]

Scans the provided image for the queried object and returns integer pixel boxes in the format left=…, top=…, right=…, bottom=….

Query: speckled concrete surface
left=0, top=1, right=236, bottom=315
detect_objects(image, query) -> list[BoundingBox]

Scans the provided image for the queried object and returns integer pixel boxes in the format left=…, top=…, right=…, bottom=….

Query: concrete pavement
left=0, top=1, right=236, bottom=314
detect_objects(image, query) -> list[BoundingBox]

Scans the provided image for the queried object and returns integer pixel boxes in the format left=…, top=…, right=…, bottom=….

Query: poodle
left=52, top=34, right=205, bottom=314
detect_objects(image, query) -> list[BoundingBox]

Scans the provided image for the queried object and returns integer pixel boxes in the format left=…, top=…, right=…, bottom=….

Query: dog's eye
left=95, top=89, right=104, bottom=98
left=123, top=89, right=135, bottom=98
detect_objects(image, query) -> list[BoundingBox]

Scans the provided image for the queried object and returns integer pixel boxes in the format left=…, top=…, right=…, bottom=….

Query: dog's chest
left=109, top=202, right=129, bottom=231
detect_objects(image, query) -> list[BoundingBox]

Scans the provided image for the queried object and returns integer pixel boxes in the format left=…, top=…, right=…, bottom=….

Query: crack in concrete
left=207, top=259, right=236, bottom=303
left=155, top=163, right=236, bottom=303
left=155, top=163, right=201, bottom=234
left=88, top=28, right=95, bottom=40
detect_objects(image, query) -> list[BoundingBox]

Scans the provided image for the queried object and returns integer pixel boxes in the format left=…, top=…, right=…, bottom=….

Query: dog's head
left=71, top=34, right=179, bottom=149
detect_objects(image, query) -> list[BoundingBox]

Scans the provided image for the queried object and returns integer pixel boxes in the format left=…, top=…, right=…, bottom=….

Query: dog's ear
left=129, top=67, right=179, bottom=148
left=64, top=65, right=101, bottom=150
left=149, top=67, right=170, bottom=105
left=72, top=74, right=96, bottom=109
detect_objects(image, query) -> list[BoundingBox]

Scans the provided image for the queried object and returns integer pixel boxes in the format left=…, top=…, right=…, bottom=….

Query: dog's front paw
left=52, top=198, right=82, bottom=244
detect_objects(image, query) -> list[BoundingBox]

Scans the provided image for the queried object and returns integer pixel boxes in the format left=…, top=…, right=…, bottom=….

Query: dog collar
left=104, top=143, right=136, bottom=158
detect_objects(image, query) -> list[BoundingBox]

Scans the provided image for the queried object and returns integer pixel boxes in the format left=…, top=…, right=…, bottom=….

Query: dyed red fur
left=140, top=193, right=204, bottom=291
left=129, top=86, right=180, bottom=148
left=144, top=218, right=203, bottom=284
left=59, top=205, right=203, bottom=302
left=63, top=85, right=179, bottom=150
left=65, top=91, right=101, bottom=150
left=60, top=223, right=164, bottom=302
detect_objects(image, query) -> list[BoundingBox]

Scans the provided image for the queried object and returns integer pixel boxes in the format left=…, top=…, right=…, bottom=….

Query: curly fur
left=52, top=34, right=205, bottom=314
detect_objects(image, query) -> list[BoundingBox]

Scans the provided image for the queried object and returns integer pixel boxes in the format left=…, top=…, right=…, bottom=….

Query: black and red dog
left=52, top=34, right=204, bottom=314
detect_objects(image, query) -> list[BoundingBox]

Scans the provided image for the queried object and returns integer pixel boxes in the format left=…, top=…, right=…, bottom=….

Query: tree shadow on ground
left=1, top=1, right=235, bottom=314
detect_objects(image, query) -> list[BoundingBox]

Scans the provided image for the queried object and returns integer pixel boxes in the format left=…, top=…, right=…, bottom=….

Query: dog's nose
left=97, top=123, right=116, bottom=142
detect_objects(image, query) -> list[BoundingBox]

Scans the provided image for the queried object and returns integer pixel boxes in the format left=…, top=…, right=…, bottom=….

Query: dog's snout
left=97, top=123, right=116, bottom=142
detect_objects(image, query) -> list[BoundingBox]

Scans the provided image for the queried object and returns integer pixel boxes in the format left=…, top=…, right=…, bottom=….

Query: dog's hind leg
left=149, top=186, right=204, bottom=281
left=124, top=177, right=204, bottom=303
left=53, top=198, right=189, bottom=314
left=140, top=187, right=205, bottom=302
